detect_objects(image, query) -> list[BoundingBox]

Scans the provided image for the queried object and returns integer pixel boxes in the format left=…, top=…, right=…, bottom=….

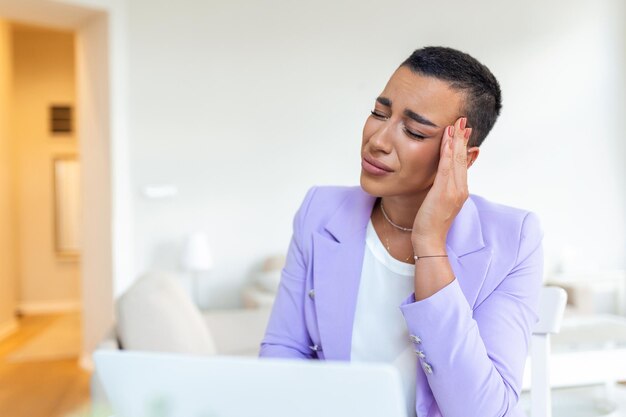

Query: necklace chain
left=379, top=200, right=414, bottom=263
left=383, top=226, right=413, bottom=262
left=380, top=200, right=413, bottom=232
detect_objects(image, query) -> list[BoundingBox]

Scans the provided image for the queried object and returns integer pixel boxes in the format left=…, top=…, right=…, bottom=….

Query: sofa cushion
left=201, top=308, right=271, bottom=355
left=116, top=271, right=217, bottom=355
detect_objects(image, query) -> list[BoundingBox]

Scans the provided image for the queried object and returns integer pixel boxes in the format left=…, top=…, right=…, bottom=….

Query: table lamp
left=181, top=231, right=214, bottom=306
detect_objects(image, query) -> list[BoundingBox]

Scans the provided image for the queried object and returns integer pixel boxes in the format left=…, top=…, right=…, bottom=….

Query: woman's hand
left=411, top=116, right=472, bottom=253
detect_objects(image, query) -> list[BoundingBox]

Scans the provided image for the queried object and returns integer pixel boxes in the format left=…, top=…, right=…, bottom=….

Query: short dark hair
left=400, top=46, right=502, bottom=147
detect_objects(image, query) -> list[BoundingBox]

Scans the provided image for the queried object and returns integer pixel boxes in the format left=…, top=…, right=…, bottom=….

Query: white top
left=351, top=219, right=418, bottom=417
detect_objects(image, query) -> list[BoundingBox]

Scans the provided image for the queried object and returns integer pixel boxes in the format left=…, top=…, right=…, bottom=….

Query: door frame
left=0, top=0, right=132, bottom=370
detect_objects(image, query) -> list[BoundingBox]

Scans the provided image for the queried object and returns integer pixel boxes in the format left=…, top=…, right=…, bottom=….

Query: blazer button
left=308, top=289, right=315, bottom=300
left=414, top=350, right=426, bottom=359
left=409, top=334, right=422, bottom=344
left=422, top=362, right=433, bottom=375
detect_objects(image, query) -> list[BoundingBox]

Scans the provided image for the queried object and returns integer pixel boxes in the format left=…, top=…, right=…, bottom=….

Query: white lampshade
left=181, top=232, right=214, bottom=272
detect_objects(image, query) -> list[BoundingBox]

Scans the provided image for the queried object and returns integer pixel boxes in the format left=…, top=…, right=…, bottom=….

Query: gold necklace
left=380, top=203, right=414, bottom=263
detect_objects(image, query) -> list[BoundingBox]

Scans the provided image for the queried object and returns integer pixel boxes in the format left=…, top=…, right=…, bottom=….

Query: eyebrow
left=376, top=96, right=439, bottom=128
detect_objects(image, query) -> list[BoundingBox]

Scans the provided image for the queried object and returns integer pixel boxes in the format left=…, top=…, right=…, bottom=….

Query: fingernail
left=460, top=118, right=466, bottom=130
left=464, top=128, right=472, bottom=140
left=448, top=126, right=455, bottom=136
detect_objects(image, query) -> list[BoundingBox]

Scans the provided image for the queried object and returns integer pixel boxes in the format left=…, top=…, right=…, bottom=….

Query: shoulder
left=294, top=184, right=362, bottom=222
left=303, top=184, right=361, bottom=203
left=469, top=193, right=544, bottom=260
left=297, top=184, right=362, bottom=215
left=470, top=194, right=542, bottom=235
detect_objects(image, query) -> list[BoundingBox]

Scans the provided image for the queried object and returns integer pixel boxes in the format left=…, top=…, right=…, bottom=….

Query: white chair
left=529, top=286, right=568, bottom=417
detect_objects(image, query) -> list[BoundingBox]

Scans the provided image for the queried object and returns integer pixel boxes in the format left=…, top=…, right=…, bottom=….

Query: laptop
left=93, top=350, right=408, bottom=417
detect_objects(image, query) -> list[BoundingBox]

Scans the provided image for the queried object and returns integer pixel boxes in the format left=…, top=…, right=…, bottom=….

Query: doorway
left=0, top=0, right=130, bottom=372
left=0, top=0, right=129, bottom=413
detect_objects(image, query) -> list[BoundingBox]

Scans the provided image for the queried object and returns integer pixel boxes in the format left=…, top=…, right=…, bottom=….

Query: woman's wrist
left=411, top=236, right=447, bottom=255
left=412, top=251, right=455, bottom=301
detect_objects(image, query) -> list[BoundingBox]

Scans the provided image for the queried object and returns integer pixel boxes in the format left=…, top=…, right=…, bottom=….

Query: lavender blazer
left=260, top=185, right=543, bottom=417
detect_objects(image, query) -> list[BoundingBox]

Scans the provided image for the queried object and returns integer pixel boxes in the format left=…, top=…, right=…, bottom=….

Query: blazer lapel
left=445, top=195, right=493, bottom=308
left=313, top=189, right=376, bottom=360
left=312, top=188, right=492, bottom=361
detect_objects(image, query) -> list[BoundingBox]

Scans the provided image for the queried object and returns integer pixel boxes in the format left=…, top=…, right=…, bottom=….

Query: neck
left=378, top=191, right=428, bottom=231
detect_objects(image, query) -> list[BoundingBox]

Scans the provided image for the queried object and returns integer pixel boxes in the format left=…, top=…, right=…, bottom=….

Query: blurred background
left=0, top=0, right=624, bottom=416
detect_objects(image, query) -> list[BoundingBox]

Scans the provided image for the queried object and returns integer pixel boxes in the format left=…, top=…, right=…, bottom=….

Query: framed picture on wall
left=50, top=105, right=73, bottom=134
left=53, top=155, right=80, bottom=258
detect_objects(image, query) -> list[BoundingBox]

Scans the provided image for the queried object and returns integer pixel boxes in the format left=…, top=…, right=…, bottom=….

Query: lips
left=363, top=155, right=394, bottom=172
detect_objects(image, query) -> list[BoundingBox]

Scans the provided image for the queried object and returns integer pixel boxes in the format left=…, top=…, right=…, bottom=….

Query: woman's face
left=360, top=66, right=471, bottom=198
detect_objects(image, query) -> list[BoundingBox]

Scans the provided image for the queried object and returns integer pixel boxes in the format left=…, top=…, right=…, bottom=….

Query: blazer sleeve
left=399, top=211, right=544, bottom=417
left=259, top=186, right=318, bottom=359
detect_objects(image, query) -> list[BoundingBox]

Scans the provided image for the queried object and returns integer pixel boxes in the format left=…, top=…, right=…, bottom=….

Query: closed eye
left=404, top=128, right=426, bottom=140
left=370, top=110, right=388, bottom=120
left=371, top=109, right=427, bottom=140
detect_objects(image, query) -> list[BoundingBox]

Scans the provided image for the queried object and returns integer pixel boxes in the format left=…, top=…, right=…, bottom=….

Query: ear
left=466, top=146, right=480, bottom=169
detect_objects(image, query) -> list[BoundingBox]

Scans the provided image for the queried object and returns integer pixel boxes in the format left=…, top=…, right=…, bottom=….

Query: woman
left=259, top=46, right=543, bottom=417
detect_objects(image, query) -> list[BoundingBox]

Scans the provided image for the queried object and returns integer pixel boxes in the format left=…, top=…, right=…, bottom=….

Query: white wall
left=129, top=0, right=626, bottom=306
left=11, top=25, right=80, bottom=312
left=467, top=1, right=626, bottom=275
left=0, top=17, right=18, bottom=338
left=127, top=0, right=626, bottom=308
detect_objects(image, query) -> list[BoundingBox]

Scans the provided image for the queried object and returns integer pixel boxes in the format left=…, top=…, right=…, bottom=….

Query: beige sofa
left=90, top=271, right=272, bottom=409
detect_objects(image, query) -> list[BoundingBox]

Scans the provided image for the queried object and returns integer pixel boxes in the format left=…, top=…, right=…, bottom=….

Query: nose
left=368, top=121, right=393, bottom=154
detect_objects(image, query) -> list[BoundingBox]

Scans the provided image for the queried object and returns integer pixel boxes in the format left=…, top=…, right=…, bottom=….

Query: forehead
left=380, top=66, right=464, bottom=127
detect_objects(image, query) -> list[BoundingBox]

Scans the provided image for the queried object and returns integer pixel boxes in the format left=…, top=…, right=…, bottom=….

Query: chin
left=359, top=173, right=385, bottom=197
left=360, top=172, right=433, bottom=198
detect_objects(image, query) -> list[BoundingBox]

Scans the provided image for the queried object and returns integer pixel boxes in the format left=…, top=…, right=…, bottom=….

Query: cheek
left=400, top=143, right=440, bottom=174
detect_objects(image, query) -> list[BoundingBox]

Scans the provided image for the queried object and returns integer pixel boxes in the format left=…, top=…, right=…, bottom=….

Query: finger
left=439, top=125, right=452, bottom=156
left=447, top=118, right=464, bottom=169
left=449, top=116, right=465, bottom=151
left=452, top=118, right=469, bottom=190
left=453, top=124, right=470, bottom=161
left=455, top=133, right=471, bottom=195
left=433, top=125, right=454, bottom=188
